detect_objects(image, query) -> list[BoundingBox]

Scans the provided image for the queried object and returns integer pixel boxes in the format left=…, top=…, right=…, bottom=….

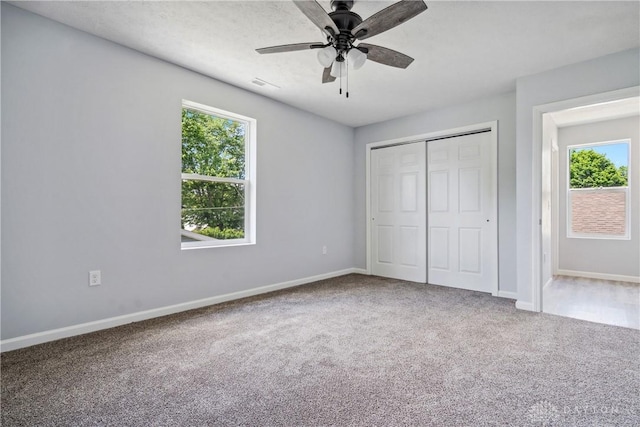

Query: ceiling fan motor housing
left=328, top=0, right=362, bottom=53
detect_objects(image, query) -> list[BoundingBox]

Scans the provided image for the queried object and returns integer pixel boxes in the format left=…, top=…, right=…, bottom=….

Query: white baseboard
left=515, top=300, right=535, bottom=312
left=1, top=268, right=366, bottom=353
left=556, top=269, right=640, bottom=284
left=497, top=290, right=517, bottom=300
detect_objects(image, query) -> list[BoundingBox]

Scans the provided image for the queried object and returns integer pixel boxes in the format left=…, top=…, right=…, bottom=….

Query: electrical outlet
left=322, top=245, right=327, bottom=255
left=89, top=270, right=101, bottom=286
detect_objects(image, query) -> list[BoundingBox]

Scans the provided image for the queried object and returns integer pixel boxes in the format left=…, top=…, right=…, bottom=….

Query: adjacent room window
left=181, top=100, right=256, bottom=249
left=567, top=140, right=630, bottom=239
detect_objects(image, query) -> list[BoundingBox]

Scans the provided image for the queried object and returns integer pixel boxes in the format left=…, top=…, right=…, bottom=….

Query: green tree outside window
left=181, top=108, right=246, bottom=239
left=569, top=148, right=628, bottom=189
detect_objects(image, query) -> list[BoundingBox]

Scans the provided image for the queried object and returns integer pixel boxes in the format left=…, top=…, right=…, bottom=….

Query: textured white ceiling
left=9, top=0, right=640, bottom=127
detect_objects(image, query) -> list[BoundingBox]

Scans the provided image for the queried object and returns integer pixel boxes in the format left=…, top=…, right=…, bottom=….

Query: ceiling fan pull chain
left=339, top=61, right=343, bottom=95
left=346, top=57, right=349, bottom=98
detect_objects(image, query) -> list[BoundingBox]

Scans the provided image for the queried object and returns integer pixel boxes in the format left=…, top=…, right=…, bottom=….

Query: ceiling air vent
left=251, top=78, right=280, bottom=90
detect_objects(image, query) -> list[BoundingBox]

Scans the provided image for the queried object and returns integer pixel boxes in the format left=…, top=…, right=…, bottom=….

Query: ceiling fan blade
left=322, top=67, right=336, bottom=83
left=358, top=43, right=414, bottom=69
left=256, top=42, right=324, bottom=54
left=293, top=1, right=340, bottom=37
left=352, top=0, right=427, bottom=40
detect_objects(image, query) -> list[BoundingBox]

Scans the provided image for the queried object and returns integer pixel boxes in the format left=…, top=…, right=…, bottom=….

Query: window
left=567, top=140, right=630, bottom=239
left=181, top=100, right=256, bottom=249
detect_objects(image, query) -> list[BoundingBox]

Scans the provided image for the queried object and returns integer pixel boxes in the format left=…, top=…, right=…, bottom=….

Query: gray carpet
left=2, top=274, right=639, bottom=426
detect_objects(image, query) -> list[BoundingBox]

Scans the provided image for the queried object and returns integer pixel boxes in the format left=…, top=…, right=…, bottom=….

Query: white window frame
left=181, top=100, right=257, bottom=249
left=566, top=139, right=630, bottom=240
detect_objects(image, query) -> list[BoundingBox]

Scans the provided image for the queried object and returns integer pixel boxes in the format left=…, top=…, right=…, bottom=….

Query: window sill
left=567, top=235, right=630, bottom=241
left=181, top=241, right=256, bottom=251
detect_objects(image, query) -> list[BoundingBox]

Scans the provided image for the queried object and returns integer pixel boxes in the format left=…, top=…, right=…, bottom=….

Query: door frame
left=531, top=86, right=639, bottom=312
left=365, top=121, right=499, bottom=296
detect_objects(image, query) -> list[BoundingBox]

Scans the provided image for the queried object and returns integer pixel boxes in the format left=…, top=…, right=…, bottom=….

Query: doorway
left=537, top=91, right=639, bottom=326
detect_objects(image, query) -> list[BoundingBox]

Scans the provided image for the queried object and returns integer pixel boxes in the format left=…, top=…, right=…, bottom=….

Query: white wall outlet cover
left=89, top=270, right=101, bottom=286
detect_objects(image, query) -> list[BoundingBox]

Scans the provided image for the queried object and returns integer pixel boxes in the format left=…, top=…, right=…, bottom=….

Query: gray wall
left=515, top=48, right=640, bottom=306
left=557, top=116, right=639, bottom=277
left=1, top=4, right=355, bottom=340
left=353, top=92, right=517, bottom=294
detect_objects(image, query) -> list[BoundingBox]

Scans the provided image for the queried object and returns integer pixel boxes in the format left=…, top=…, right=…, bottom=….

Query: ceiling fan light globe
left=348, top=48, right=367, bottom=70
left=317, top=46, right=337, bottom=68
left=330, top=60, right=347, bottom=78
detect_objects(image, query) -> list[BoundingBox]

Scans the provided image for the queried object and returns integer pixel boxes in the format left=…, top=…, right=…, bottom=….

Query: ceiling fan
left=256, top=0, right=428, bottom=96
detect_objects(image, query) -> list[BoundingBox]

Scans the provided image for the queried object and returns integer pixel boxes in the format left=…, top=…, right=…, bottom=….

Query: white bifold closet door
left=427, top=132, right=497, bottom=293
left=370, top=141, right=427, bottom=283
